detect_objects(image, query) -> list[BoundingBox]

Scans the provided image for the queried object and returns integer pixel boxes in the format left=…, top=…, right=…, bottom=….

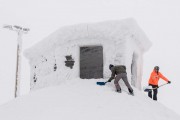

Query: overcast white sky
left=0, top=0, right=180, bottom=115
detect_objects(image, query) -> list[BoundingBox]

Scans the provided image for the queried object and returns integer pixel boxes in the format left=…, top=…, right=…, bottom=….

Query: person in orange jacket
left=148, top=66, right=171, bottom=101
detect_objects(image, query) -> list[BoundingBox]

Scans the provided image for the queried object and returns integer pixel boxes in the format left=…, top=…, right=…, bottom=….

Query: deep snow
left=0, top=78, right=179, bottom=120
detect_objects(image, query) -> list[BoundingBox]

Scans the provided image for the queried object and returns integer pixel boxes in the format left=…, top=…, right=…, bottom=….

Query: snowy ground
left=0, top=78, right=179, bottom=120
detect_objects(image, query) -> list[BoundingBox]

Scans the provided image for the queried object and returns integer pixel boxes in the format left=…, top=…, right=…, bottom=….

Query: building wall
left=29, top=34, right=143, bottom=90
left=25, top=19, right=151, bottom=90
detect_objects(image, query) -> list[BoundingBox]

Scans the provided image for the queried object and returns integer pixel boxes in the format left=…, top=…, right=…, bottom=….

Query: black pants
left=148, top=84, right=158, bottom=101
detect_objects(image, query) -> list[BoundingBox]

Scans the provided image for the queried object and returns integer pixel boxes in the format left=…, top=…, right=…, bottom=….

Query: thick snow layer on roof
left=24, top=18, right=152, bottom=60
left=0, top=78, right=179, bottom=120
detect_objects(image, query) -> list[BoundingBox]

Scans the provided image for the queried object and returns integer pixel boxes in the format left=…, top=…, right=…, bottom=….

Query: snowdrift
left=0, top=79, right=179, bottom=120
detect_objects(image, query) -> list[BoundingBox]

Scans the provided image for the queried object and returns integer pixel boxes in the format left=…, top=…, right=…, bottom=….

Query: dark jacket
left=108, top=65, right=126, bottom=81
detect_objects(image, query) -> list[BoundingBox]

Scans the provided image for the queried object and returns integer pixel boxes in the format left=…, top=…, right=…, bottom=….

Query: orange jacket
left=148, top=70, right=169, bottom=85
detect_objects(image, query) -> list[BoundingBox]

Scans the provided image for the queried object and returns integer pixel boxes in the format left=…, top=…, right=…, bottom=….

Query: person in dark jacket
left=107, top=64, right=134, bottom=95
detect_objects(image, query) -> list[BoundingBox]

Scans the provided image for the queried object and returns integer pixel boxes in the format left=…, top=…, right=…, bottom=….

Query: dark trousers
left=148, top=84, right=158, bottom=101
left=114, top=73, right=133, bottom=93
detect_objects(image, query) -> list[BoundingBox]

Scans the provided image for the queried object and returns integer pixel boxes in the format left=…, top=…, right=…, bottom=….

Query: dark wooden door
left=80, top=46, right=103, bottom=79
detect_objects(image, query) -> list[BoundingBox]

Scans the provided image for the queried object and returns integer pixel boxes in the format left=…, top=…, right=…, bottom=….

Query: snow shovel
left=143, top=83, right=169, bottom=92
left=96, top=81, right=108, bottom=86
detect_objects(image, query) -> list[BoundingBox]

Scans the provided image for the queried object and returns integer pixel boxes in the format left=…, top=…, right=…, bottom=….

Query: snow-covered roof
left=24, top=18, right=152, bottom=60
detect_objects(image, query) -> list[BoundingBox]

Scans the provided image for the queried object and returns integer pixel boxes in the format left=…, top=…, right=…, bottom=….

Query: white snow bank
left=0, top=78, right=179, bottom=120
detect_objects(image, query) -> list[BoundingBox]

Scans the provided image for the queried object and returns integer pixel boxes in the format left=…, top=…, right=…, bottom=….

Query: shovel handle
left=158, top=83, right=169, bottom=87
left=151, top=83, right=168, bottom=90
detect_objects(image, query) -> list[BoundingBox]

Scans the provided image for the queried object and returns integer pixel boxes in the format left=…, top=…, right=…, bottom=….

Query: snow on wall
left=24, top=18, right=152, bottom=90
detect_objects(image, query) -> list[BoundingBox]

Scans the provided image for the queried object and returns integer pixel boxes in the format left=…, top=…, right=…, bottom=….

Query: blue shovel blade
left=96, top=82, right=106, bottom=85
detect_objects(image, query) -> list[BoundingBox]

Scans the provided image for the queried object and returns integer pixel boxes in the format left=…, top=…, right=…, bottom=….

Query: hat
left=109, top=64, right=114, bottom=70
left=154, top=66, right=159, bottom=70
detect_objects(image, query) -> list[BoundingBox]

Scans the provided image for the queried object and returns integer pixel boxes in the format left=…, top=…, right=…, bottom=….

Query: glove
left=107, top=80, right=112, bottom=82
left=168, top=81, right=171, bottom=84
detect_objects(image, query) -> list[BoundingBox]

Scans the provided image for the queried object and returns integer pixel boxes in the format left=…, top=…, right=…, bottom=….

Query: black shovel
left=143, top=83, right=169, bottom=92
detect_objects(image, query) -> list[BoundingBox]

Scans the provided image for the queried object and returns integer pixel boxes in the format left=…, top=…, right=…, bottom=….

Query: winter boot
left=129, top=91, right=134, bottom=96
left=128, top=88, right=134, bottom=96
left=116, top=89, right=121, bottom=93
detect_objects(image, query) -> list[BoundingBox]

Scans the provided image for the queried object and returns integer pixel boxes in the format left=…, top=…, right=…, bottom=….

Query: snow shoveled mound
left=0, top=78, right=179, bottom=120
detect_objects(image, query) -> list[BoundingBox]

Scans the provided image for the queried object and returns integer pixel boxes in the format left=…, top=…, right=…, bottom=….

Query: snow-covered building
left=24, top=18, right=152, bottom=90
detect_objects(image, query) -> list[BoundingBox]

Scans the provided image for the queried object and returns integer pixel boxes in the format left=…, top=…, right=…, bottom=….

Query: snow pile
left=0, top=78, right=179, bottom=120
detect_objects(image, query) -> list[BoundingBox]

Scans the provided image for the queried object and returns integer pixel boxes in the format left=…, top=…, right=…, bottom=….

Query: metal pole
left=3, top=25, right=29, bottom=98
left=15, top=32, right=22, bottom=97
left=15, top=42, right=19, bottom=97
